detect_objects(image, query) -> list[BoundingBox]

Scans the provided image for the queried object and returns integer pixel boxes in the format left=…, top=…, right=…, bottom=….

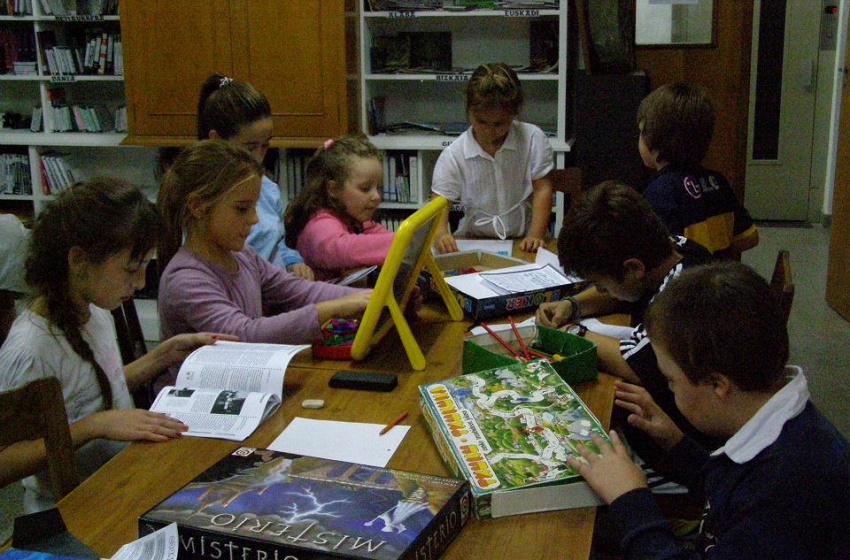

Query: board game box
left=419, top=360, right=609, bottom=519
left=139, top=448, right=471, bottom=560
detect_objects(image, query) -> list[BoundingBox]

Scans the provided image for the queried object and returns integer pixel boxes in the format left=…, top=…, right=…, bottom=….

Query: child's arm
left=536, top=285, right=626, bottom=329
left=585, top=332, right=642, bottom=384
left=519, top=175, right=554, bottom=252
left=298, top=212, right=395, bottom=271
left=613, top=381, right=684, bottom=450
left=566, top=431, right=648, bottom=505
left=433, top=208, right=458, bottom=254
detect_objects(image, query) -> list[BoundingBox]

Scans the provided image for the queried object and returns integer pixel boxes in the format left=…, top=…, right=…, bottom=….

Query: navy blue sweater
left=608, top=402, right=850, bottom=559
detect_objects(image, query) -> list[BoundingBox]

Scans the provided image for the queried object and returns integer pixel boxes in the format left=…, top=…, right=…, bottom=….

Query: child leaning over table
left=638, top=82, right=759, bottom=259
left=567, top=262, right=850, bottom=559
left=430, top=62, right=554, bottom=254
left=284, top=135, right=395, bottom=282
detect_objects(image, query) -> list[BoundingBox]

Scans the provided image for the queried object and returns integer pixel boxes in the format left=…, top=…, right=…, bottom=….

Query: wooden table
left=57, top=241, right=617, bottom=559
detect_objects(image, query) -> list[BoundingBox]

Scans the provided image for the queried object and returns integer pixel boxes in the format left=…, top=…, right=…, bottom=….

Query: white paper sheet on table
left=267, top=417, right=410, bottom=467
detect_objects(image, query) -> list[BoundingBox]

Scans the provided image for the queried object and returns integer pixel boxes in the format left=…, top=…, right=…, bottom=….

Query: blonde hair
left=284, top=135, right=381, bottom=248
left=466, top=62, right=524, bottom=116
left=157, top=139, right=263, bottom=271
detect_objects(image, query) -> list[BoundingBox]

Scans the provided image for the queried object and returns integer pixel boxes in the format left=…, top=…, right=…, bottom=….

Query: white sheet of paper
left=267, top=417, right=409, bottom=467
left=454, top=239, right=513, bottom=256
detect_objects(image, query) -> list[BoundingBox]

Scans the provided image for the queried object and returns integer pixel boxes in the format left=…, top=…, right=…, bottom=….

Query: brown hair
left=26, top=177, right=160, bottom=409
left=558, top=181, right=672, bottom=280
left=197, top=73, right=272, bottom=140
left=284, top=135, right=381, bottom=248
left=157, top=140, right=263, bottom=271
left=637, top=82, right=714, bottom=167
left=645, top=261, right=789, bottom=390
left=466, top=63, right=524, bottom=116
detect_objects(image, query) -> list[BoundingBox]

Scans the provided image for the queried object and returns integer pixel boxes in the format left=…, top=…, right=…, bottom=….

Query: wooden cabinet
left=120, top=0, right=350, bottom=146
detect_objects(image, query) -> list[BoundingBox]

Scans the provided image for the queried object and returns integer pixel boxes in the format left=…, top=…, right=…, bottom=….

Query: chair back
left=770, top=249, right=794, bottom=325
left=0, top=377, right=79, bottom=499
left=111, top=297, right=155, bottom=408
left=549, top=167, right=585, bottom=211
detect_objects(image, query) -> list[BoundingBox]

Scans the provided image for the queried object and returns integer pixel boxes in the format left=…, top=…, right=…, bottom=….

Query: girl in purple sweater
left=156, top=140, right=372, bottom=386
left=285, top=136, right=395, bottom=282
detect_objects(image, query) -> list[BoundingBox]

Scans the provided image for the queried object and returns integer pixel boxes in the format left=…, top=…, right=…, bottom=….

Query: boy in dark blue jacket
left=569, top=261, right=850, bottom=559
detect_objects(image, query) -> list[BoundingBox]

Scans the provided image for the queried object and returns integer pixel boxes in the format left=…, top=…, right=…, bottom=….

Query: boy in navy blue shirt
left=569, top=262, right=850, bottom=559
left=638, top=82, right=759, bottom=259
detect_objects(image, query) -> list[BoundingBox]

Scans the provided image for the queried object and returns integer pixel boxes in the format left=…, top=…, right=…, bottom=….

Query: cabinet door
left=231, top=1, right=347, bottom=140
left=121, top=0, right=233, bottom=141
left=121, top=0, right=347, bottom=144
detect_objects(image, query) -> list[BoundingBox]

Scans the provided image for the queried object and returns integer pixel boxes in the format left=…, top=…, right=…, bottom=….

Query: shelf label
left=389, top=10, right=416, bottom=18
left=442, top=141, right=453, bottom=147
left=55, top=15, right=104, bottom=22
left=435, top=74, right=470, bottom=83
left=50, top=75, right=77, bottom=83
left=504, top=9, right=540, bottom=17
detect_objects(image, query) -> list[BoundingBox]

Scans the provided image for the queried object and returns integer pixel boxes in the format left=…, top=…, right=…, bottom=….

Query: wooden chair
left=0, top=377, right=79, bottom=500
left=549, top=167, right=585, bottom=211
left=111, top=297, right=155, bottom=408
left=770, top=249, right=794, bottom=325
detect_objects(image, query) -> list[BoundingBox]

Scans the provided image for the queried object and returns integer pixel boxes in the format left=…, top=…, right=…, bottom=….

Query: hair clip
left=219, top=76, right=233, bottom=88
left=323, top=138, right=334, bottom=150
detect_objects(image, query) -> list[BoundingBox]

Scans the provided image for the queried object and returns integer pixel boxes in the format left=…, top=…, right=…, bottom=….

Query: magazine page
left=479, top=263, right=571, bottom=294
left=174, top=341, right=309, bottom=398
left=150, top=386, right=281, bottom=441
left=109, top=522, right=178, bottom=560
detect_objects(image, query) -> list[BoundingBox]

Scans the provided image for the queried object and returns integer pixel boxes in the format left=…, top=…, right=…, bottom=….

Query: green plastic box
left=462, top=325, right=598, bottom=385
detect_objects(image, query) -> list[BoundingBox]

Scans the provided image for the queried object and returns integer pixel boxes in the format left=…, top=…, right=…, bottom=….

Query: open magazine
left=149, top=341, right=308, bottom=442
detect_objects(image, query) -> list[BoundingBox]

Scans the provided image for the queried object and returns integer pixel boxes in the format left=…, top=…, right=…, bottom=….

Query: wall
left=634, top=0, right=754, bottom=201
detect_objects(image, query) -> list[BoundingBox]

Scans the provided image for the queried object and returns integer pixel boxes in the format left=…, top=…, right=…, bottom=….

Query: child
left=535, top=181, right=719, bottom=466
left=431, top=62, right=554, bottom=253
left=157, top=140, right=372, bottom=386
left=198, top=73, right=314, bottom=280
left=568, top=262, right=850, bottom=559
left=0, top=177, right=228, bottom=513
left=284, top=135, right=395, bottom=282
left=638, top=82, right=759, bottom=259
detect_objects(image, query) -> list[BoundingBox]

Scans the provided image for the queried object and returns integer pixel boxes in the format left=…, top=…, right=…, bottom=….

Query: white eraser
left=301, top=399, right=325, bottom=409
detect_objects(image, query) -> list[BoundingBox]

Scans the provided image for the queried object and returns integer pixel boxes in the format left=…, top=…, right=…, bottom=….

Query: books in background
left=419, top=359, right=609, bottom=519
left=38, top=0, right=119, bottom=16
left=0, top=27, right=37, bottom=74
left=46, top=86, right=122, bottom=133
left=384, top=152, right=418, bottom=204
left=139, top=447, right=471, bottom=560
left=279, top=148, right=313, bottom=201
left=0, top=153, right=32, bottom=195
left=39, top=151, right=79, bottom=194
left=2, top=0, right=33, bottom=16
left=38, top=29, right=122, bottom=76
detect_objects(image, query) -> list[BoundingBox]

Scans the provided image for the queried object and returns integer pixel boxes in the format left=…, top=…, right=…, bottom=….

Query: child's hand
left=615, top=381, right=684, bottom=451
left=536, top=300, right=571, bottom=328
left=519, top=235, right=546, bottom=253
left=157, top=332, right=239, bottom=368
left=566, top=431, right=647, bottom=505
left=288, top=263, right=315, bottom=281
left=318, top=290, right=374, bottom=321
left=87, top=409, right=188, bottom=443
left=434, top=233, right=458, bottom=254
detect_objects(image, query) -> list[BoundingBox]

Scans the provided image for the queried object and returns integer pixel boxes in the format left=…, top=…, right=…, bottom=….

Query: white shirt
left=0, top=305, right=132, bottom=512
left=712, top=365, right=809, bottom=464
left=0, top=214, right=30, bottom=293
left=431, top=121, right=554, bottom=239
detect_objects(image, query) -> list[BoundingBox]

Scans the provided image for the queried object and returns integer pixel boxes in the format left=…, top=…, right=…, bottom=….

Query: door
left=745, top=0, right=821, bottom=220
left=826, top=20, right=850, bottom=321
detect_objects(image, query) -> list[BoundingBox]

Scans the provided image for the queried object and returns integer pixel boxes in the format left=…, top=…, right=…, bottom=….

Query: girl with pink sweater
left=285, top=136, right=394, bottom=281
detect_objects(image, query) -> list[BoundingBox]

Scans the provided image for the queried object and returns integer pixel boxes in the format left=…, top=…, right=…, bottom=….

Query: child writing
left=157, top=140, right=372, bottom=387
left=284, top=135, right=395, bottom=282
left=638, top=82, right=759, bottom=259
left=0, top=177, right=230, bottom=513
left=431, top=62, right=554, bottom=254
left=567, top=262, right=850, bottom=559
left=198, top=73, right=314, bottom=280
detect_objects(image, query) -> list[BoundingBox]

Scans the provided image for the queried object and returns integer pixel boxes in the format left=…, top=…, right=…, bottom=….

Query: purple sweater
left=158, top=247, right=361, bottom=382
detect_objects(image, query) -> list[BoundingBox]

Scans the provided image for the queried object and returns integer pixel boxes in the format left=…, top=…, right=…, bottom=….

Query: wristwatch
left=566, top=323, right=587, bottom=337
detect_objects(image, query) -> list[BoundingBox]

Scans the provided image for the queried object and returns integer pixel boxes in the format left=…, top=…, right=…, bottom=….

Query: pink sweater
left=296, top=210, right=395, bottom=281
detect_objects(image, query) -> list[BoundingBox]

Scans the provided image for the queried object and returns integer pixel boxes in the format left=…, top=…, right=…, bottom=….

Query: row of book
left=2, top=0, right=32, bottom=15
left=0, top=153, right=32, bottom=195
left=37, top=0, right=118, bottom=16
left=366, top=0, right=559, bottom=11
left=38, top=29, right=123, bottom=76
left=0, top=28, right=37, bottom=74
left=384, top=152, right=419, bottom=203
left=38, top=150, right=80, bottom=194
left=39, top=103, right=126, bottom=133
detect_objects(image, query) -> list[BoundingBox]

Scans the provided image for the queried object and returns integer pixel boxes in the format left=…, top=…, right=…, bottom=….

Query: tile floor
left=1, top=224, right=848, bottom=542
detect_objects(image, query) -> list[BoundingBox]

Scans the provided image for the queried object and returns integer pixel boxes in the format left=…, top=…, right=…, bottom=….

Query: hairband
left=323, top=138, right=334, bottom=150
left=219, top=76, right=233, bottom=88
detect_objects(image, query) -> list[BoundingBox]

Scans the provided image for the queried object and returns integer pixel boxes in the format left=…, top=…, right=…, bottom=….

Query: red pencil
left=508, top=316, right=531, bottom=359
left=481, top=322, right=521, bottom=359
left=379, top=411, right=409, bottom=436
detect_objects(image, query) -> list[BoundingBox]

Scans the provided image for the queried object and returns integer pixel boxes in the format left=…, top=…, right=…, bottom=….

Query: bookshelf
left=0, top=0, right=150, bottom=220
left=348, top=0, right=573, bottom=233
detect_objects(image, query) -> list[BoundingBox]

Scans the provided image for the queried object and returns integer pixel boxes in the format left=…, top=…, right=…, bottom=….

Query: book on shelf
left=419, top=359, right=609, bottom=519
left=0, top=153, right=32, bottom=196
left=148, top=341, right=308, bottom=442
left=139, top=447, right=471, bottom=560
